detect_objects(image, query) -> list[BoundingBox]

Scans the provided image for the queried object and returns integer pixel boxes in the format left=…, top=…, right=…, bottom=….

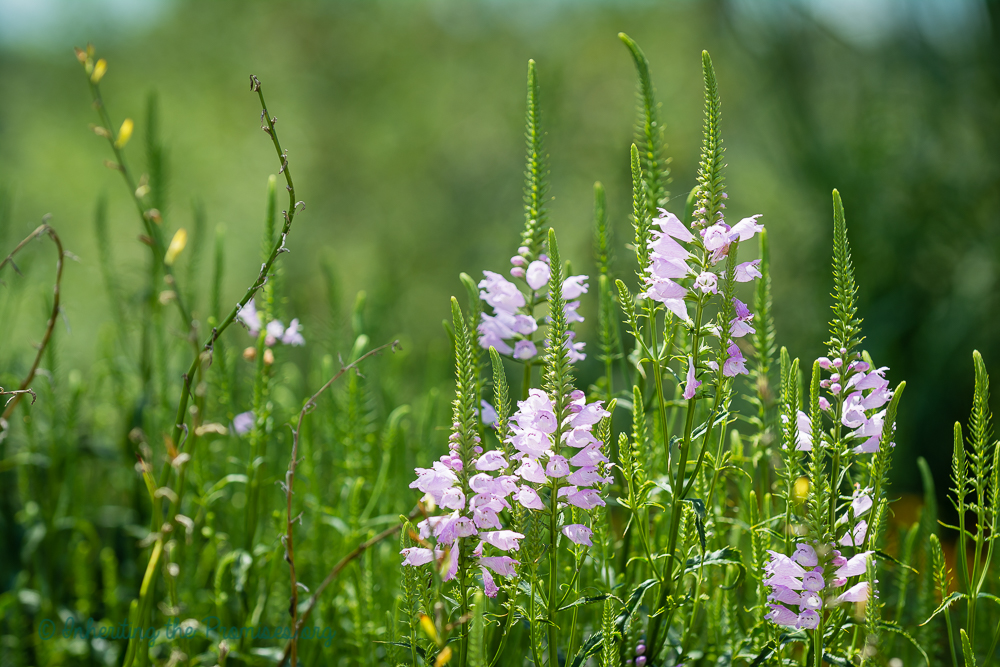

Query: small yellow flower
left=164, top=228, right=187, bottom=266
left=433, top=646, right=452, bottom=667
left=794, top=476, right=810, bottom=502
left=91, top=58, right=107, bottom=83
left=418, top=615, right=438, bottom=644
left=115, top=118, right=133, bottom=149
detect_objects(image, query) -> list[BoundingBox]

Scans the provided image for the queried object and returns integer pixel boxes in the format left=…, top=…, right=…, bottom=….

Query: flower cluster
left=402, top=429, right=523, bottom=597
left=236, top=298, right=305, bottom=347
left=639, top=209, right=764, bottom=383
left=814, top=355, right=893, bottom=454
left=506, top=388, right=611, bottom=546
left=478, top=256, right=589, bottom=362
left=764, top=543, right=873, bottom=630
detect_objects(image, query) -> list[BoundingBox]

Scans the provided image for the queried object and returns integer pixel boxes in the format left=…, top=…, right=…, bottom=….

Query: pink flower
left=561, top=524, right=593, bottom=546
left=545, top=455, right=570, bottom=478
left=479, top=401, right=500, bottom=429
left=764, top=604, right=798, bottom=627
left=835, top=582, right=871, bottom=604
left=479, top=271, right=525, bottom=313
left=476, top=449, right=507, bottom=471
left=526, top=260, right=551, bottom=290
left=694, top=271, right=718, bottom=294
left=729, top=214, right=763, bottom=242
left=481, top=568, right=499, bottom=597
left=233, top=411, right=254, bottom=436
left=562, top=276, right=589, bottom=300
left=565, top=488, right=605, bottom=509
left=479, top=556, right=519, bottom=577
left=516, top=458, right=548, bottom=484
left=723, top=343, right=748, bottom=377
left=796, top=610, right=820, bottom=630
left=400, top=548, right=434, bottom=567
left=734, top=260, right=761, bottom=282
left=792, top=543, right=818, bottom=567
left=683, top=356, right=701, bottom=400
left=514, top=485, right=545, bottom=510
left=835, top=552, right=872, bottom=579
left=513, top=340, right=538, bottom=360
left=839, top=520, right=868, bottom=547
left=480, top=530, right=525, bottom=551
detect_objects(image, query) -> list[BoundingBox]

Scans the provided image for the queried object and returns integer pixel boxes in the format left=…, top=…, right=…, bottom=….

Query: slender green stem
left=547, top=479, right=560, bottom=667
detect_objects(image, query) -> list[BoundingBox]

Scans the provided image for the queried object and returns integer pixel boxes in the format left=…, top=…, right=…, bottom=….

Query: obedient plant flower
left=478, top=257, right=590, bottom=362
left=236, top=298, right=306, bottom=347
left=764, top=543, right=874, bottom=630
left=506, top=387, right=610, bottom=545
left=639, top=209, right=694, bottom=322
left=817, top=353, right=893, bottom=453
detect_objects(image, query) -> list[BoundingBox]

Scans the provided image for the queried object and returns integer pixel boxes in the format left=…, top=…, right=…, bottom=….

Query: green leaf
left=748, top=630, right=808, bottom=666
left=877, top=621, right=929, bottom=666
left=568, top=631, right=605, bottom=667
left=615, top=578, right=658, bottom=632
left=684, top=498, right=707, bottom=552
left=919, top=591, right=968, bottom=625
left=684, top=547, right=746, bottom=588
left=375, top=640, right=426, bottom=659
left=961, top=629, right=977, bottom=667
left=557, top=593, right=615, bottom=613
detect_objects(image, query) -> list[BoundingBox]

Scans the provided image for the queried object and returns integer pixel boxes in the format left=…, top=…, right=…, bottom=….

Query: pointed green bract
left=619, top=33, right=670, bottom=217
left=968, top=350, right=994, bottom=484
left=827, top=190, right=863, bottom=358
left=695, top=51, right=725, bottom=227
left=520, top=60, right=548, bottom=260
left=593, top=181, right=612, bottom=276
left=451, top=297, right=480, bottom=465
left=543, top=228, right=574, bottom=403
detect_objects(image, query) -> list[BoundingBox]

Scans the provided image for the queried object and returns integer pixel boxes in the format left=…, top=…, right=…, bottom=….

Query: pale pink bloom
left=768, top=586, right=802, bottom=605
left=734, top=260, right=762, bottom=282
left=479, top=271, right=525, bottom=312
left=443, top=543, right=460, bottom=581
left=514, top=485, right=545, bottom=510
left=481, top=568, right=499, bottom=597
left=683, top=356, right=701, bottom=400
left=480, top=530, right=525, bottom=551
left=562, top=276, right=589, bottom=300
left=281, top=319, right=305, bottom=346
left=400, top=547, right=434, bottom=566
left=649, top=256, right=690, bottom=279
left=570, top=443, right=609, bottom=467
left=764, top=604, right=798, bottom=627
left=480, top=556, right=519, bottom=577
left=835, top=552, right=872, bottom=579
left=476, top=449, right=506, bottom=471
left=723, top=343, right=748, bottom=377
left=654, top=209, right=694, bottom=242
left=563, top=428, right=598, bottom=448
left=839, top=521, right=868, bottom=547
left=513, top=340, right=538, bottom=360
left=526, top=260, right=551, bottom=290
left=440, top=487, right=466, bottom=511
left=792, top=543, right=818, bottom=567
left=566, top=466, right=603, bottom=487
left=565, top=488, right=605, bottom=509
left=835, top=581, right=871, bottom=604
left=545, top=455, right=570, bottom=478
left=796, top=610, right=820, bottom=629
left=729, top=214, right=764, bottom=242
left=800, top=592, right=823, bottom=610
left=694, top=271, right=718, bottom=294
left=802, top=570, right=825, bottom=592
left=516, top=458, right=548, bottom=484
left=237, top=298, right=262, bottom=335
left=561, top=524, right=593, bottom=546
left=479, top=401, right=500, bottom=429
left=233, top=411, right=254, bottom=435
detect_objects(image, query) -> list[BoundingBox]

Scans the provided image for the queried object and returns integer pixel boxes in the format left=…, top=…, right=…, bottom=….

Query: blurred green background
left=1, top=0, right=998, bottom=505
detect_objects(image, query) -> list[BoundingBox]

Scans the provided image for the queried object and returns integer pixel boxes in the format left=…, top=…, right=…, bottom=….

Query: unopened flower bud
left=243, top=346, right=256, bottom=361
left=263, top=348, right=274, bottom=365
left=91, top=58, right=107, bottom=83
left=510, top=267, right=525, bottom=278
left=164, top=228, right=187, bottom=266
left=115, top=118, right=133, bottom=148
left=830, top=382, right=842, bottom=395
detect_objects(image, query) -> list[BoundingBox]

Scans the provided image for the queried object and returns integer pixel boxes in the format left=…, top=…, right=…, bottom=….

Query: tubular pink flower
left=565, top=488, right=605, bottom=510
left=796, top=610, right=820, bottom=630
left=734, top=260, right=762, bottom=282
left=694, top=271, right=718, bottom=294
left=764, top=604, right=798, bottom=627
left=839, top=521, right=868, bottom=547
left=562, top=275, right=589, bottom=300
left=835, top=552, right=872, bottom=579
left=723, top=343, right=749, bottom=377
left=792, top=543, right=818, bottom=567
left=480, top=530, right=524, bottom=551
left=400, top=547, right=435, bottom=567
left=545, top=455, right=570, bottom=478
left=835, top=581, right=871, bottom=604
left=526, top=260, right=551, bottom=290
left=561, top=524, right=593, bottom=546
left=516, top=458, right=548, bottom=483
left=514, top=485, right=545, bottom=510
left=683, top=356, right=701, bottom=400
left=513, top=340, right=538, bottom=360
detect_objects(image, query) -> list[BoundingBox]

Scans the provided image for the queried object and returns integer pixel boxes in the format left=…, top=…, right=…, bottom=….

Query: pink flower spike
left=526, top=260, right=551, bottom=290
left=683, top=356, right=701, bottom=400
left=734, top=260, right=762, bottom=282
left=835, top=581, right=871, bottom=604
left=561, top=524, right=593, bottom=546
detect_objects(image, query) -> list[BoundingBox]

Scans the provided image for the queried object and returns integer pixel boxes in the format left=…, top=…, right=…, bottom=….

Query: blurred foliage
left=0, top=0, right=997, bottom=599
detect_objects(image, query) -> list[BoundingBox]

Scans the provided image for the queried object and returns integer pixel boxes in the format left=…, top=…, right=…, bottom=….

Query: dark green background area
left=1, top=0, right=998, bottom=502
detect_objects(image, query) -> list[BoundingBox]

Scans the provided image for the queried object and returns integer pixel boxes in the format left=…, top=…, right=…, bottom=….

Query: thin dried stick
left=283, top=340, right=398, bottom=665
left=0, top=222, right=64, bottom=422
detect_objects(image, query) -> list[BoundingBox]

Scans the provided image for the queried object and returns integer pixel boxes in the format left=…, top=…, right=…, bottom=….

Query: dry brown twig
left=0, top=221, right=65, bottom=424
